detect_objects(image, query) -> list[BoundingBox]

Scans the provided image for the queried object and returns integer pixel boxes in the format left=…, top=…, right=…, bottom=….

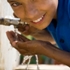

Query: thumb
left=11, top=41, right=20, bottom=50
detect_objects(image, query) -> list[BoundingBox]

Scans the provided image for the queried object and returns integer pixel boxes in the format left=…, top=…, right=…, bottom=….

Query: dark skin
left=17, top=24, right=55, bottom=44
left=6, top=30, right=70, bottom=66
left=6, top=0, right=70, bottom=66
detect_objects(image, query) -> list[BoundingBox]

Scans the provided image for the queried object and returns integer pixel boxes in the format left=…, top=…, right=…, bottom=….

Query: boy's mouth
left=31, top=14, right=45, bottom=24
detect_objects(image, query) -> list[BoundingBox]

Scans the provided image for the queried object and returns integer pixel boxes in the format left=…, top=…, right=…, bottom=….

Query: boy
left=6, top=0, right=70, bottom=66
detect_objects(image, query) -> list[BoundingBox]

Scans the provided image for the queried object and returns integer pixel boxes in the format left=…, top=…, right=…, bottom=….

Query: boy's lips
left=31, top=14, right=46, bottom=24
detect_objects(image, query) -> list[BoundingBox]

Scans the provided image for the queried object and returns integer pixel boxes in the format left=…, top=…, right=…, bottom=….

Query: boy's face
left=7, top=0, right=58, bottom=30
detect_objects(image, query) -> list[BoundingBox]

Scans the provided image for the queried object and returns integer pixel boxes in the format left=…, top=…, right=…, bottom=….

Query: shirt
left=45, top=0, right=70, bottom=52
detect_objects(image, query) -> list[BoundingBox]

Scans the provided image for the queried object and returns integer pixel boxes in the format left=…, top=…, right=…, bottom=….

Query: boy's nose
left=24, top=4, right=38, bottom=19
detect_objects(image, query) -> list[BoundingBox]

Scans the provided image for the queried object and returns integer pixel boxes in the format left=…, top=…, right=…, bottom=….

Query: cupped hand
left=6, top=31, right=46, bottom=55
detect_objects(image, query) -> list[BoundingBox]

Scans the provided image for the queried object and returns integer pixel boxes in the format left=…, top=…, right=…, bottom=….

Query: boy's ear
left=13, top=13, right=18, bottom=18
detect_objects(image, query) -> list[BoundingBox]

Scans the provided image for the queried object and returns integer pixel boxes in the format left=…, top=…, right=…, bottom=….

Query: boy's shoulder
left=68, top=0, right=70, bottom=18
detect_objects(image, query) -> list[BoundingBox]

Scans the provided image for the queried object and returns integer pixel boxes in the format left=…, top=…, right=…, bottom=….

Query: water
left=14, top=27, right=40, bottom=70
left=22, top=55, right=40, bottom=70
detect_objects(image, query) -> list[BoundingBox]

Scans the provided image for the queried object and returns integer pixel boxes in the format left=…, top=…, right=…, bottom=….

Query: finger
left=12, top=42, right=31, bottom=55
left=18, top=49, right=31, bottom=55
left=8, top=31, right=29, bottom=42
left=6, top=31, right=29, bottom=44
left=14, top=41, right=36, bottom=55
left=18, top=34, right=30, bottom=42
left=10, top=41, right=24, bottom=50
left=15, top=41, right=29, bottom=49
left=17, top=24, right=29, bottom=32
left=6, top=31, right=16, bottom=43
left=17, top=24, right=30, bottom=35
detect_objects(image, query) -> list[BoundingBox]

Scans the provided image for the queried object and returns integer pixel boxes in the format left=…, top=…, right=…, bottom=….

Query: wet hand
left=6, top=31, right=45, bottom=55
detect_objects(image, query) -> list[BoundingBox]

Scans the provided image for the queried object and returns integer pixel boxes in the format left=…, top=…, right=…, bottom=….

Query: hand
left=17, top=24, right=55, bottom=44
left=6, top=31, right=46, bottom=55
left=17, top=24, right=42, bottom=36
